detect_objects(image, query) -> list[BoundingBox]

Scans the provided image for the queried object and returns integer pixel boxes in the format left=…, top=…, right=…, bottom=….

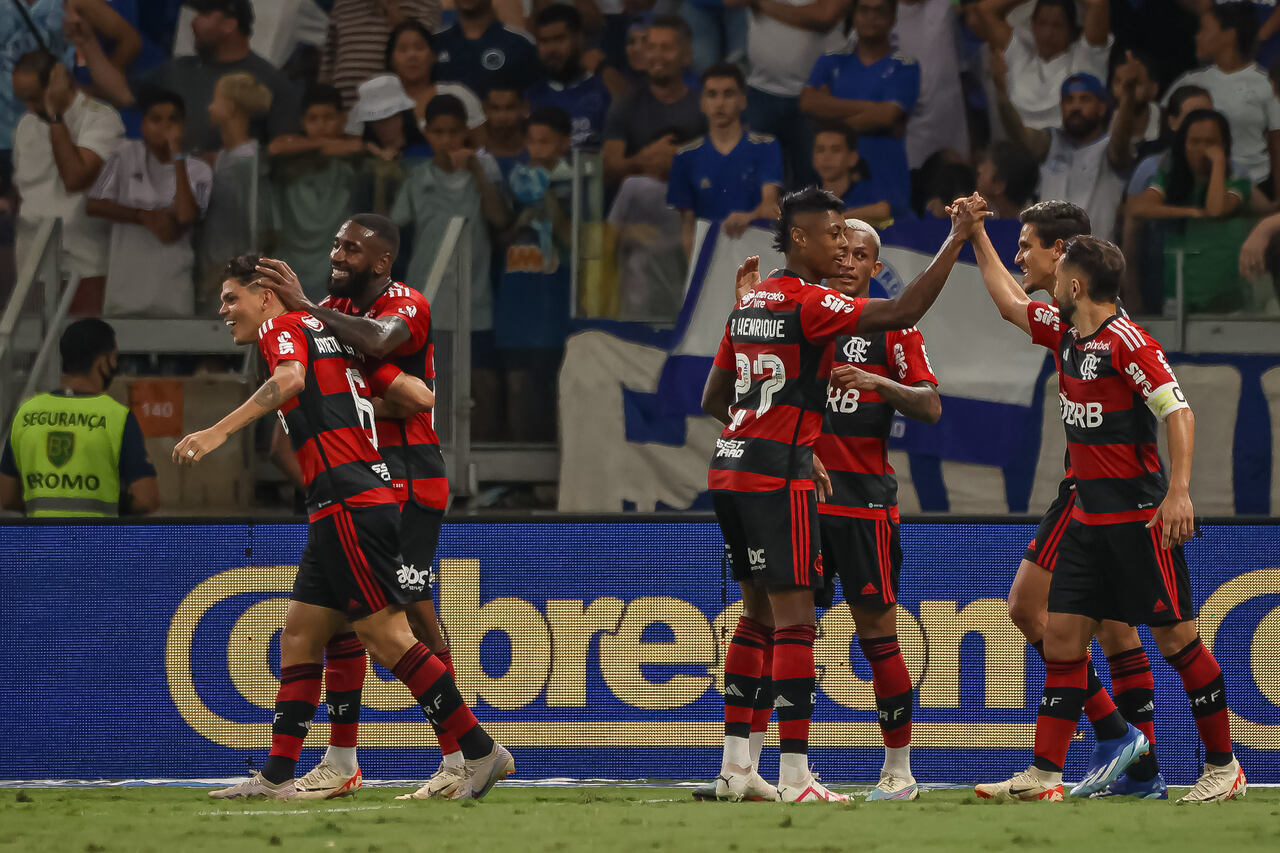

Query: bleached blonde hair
left=844, top=218, right=881, bottom=251
left=215, top=72, right=273, bottom=117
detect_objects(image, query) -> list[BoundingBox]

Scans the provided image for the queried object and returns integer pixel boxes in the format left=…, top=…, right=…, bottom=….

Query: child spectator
left=493, top=106, right=574, bottom=442
left=811, top=121, right=906, bottom=226
left=346, top=74, right=430, bottom=161
left=266, top=86, right=364, bottom=299
left=975, top=139, right=1040, bottom=218
left=86, top=89, right=212, bottom=317
left=267, top=84, right=365, bottom=157
left=666, top=62, right=782, bottom=258
left=391, top=94, right=509, bottom=437
left=197, top=71, right=272, bottom=314
left=478, top=84, right=528, bottom=180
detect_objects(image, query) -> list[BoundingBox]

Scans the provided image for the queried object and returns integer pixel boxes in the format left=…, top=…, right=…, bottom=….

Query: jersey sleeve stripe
left=1111, top=318, right=1144, bottom=351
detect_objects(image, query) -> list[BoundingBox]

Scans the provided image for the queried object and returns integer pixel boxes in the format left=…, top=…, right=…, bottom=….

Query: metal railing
left=0, top=219, right=80, bottom=426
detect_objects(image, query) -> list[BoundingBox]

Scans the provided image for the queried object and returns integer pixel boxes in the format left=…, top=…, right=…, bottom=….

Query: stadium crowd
left=3, top=0, right=1280, bottom=439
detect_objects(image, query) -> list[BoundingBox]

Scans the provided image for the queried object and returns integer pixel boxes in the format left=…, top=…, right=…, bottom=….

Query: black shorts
left=292, top=503, right=415, bottom=620
left=1048, top=519, right=1195, bottom=627
left=713, top=486, right=822, bottom=591
left=1024, top=478, right=1077, bottom=571
left=816, top=512, right=901, bottom=609
left=399, top=501, right=444, bottom=602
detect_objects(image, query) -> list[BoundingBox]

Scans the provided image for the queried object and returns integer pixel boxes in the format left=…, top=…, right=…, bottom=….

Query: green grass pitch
left=4, top=785, right=1279, bottom=853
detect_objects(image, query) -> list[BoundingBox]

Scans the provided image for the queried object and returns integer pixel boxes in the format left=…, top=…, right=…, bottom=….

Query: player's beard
left=1058, top=297, right=1077, bottom=326
left=328, top=263, right=375, bottom=299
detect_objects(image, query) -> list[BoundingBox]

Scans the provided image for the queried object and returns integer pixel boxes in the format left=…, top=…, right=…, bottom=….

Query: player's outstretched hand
left=1147, top=488, right=1195, bottom=549
left=173, top=428, right=227, bottom=465
left=947, top=193, right=992, bottom=240
left=829, top=364, right=881, bottom=393
left=812, top=454, right=832, bottom=503
left=255, top=257, right=309, bottom=312
left=735, top=255, right=760, bottom=302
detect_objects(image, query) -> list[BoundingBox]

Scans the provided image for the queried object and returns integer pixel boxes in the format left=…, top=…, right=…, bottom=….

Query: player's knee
left=850, top=604, right=895, bottom=637
left=1007, top=596, right=1044, bottom=640
left=1151, top=621, right=1199, bottom=659
left=1096, top=622, right=1141, bottom=657
left=278, top=624, right=327, bottom=665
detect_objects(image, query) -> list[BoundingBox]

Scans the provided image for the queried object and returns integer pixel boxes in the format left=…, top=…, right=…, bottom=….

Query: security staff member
left=0, top=319, right=157, bottom=517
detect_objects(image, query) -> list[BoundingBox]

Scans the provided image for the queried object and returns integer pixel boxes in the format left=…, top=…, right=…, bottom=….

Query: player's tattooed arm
left=832, top=366, right=941, bottom=424
left=173, top=363, right=306, bottom=465
left=701, top=366, right=736, bottom=425
left=254, top=258, right=414, bottom=359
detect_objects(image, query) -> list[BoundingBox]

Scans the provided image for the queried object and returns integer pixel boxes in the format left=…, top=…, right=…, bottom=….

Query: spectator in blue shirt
left=800, top=0, right=920, bottom=211
left=432, top=0, right=540, bottom=98
left=667, top=63, right=782, bottom=258
left=526, top=4, right=611, bottom=150
left=811, top=122, right=905, bottom=226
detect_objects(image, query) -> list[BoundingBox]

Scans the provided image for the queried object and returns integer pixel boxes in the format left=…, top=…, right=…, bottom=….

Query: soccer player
left=972, top=200, right=1166, bottom=798
left=176, top=254, right=513, bottom=800
left=700, top=186, right=987, bottom=803
left=968, top=225, right=1246, bottom=804
left=254, top=214, right=468, bottom=799
left=818, top=220, right=940, bottom=801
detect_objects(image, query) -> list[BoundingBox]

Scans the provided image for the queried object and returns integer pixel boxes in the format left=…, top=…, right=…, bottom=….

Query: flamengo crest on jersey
left=709, top=273, right=868, bottom=493
left=257, top=312, right=396, bottom=515
left=321, top=285, right=448, bottom=510
left=815, top=327, right=936, bottom=513
left=1027, top=303, right=1188, bottom=524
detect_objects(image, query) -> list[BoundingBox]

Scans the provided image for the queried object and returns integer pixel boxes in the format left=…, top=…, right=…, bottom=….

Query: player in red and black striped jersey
left=970, top=200, right=1167, bottom=797
left=699, top=187, right=988, bottom=803
left=256, top=215, right=468, bottom=799
left=971, top=229, right=1244, bottom=804
left=174, top=253, right=512, bottom=802
left=821, top=220, right=940, bottom=802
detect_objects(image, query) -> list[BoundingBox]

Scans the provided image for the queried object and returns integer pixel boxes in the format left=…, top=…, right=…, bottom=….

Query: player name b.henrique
left=730, top=315, right=787, bottom=341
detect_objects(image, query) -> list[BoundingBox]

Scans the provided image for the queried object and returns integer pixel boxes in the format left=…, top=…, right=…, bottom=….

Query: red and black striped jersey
left=1045, top=298, right=1129, bottom=482
left=1028, top=302, right=1188, bottom=525
left=815, top=328, right=937, bottom=520
left=321, top=284, right=447, bottom=510
left=709, top=272, right=868, bottom=493
left=258, top=311, right=397, bottom=518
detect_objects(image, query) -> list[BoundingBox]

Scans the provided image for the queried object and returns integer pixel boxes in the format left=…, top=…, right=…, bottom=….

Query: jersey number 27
left=730, top=353, right=786, bottom=430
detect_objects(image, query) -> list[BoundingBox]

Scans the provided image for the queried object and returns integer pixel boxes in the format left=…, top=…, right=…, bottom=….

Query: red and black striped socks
left=1166, top=638, right=1233, bottom=766
left=858, top=635, right=912, bottom=749
left=434, top=648, right=464, bottom=764
left=774, top=624, right=817, bottom=784
left=323, top=632, right=366, bottom=750
left=264, top=662, right=323, bottom=783
left=749, top=628, right=775, bottom=768
left=1033, top=656, right=1087, bottom=774
left=721, top=617, right=768, bottom=771
left=392, top=643, right=493, bottom=761
left=1108, top=647, right=1160, bottom=780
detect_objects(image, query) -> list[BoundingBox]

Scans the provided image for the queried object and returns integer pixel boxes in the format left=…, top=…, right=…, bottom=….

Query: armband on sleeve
left=1145, top=381, right=1190, bottom=421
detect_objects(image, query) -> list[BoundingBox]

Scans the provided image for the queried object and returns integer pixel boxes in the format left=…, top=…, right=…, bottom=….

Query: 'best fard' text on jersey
left=1028, top=302, right=1189, bottom=524
left=815, top=328, right=937, bottom=517
left=321, top=284, right=448, bottom=510
left=258, top=311, right=397, bottom=518
left=710, top=273, right=868, bottom=492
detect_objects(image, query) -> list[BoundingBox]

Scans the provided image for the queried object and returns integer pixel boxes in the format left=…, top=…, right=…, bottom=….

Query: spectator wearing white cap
left=345, top=73, right=430, bottom=160
left=971, top=0, right=1112, bottom=131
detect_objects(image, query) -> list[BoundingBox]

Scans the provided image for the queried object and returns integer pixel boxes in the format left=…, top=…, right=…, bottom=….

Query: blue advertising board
left=0, top=519, right=1276, bottom=785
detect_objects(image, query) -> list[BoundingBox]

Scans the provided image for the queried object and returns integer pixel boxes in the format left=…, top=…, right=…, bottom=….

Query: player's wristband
left=173, top=152, right=190, bottom=162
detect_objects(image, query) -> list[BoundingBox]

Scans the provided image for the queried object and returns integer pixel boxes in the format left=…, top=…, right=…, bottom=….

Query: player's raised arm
left=174, top=361, right=306, bottom=464
left=969, top=213, right=1034, bottom=335
left=255, top=258, right=413, bottom=360
left=852, top=195, right=990, bottom=334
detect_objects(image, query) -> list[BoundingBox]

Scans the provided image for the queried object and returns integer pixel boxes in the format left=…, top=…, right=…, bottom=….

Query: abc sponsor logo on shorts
left=396, top=563, right=431, bottom=593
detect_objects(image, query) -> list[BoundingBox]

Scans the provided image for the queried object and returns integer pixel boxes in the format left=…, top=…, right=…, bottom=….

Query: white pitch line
left=197, top=804, right=407, bottom=817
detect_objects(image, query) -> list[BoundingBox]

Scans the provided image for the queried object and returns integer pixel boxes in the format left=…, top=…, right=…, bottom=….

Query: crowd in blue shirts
left=5, top=1, right=1280, bottom=443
